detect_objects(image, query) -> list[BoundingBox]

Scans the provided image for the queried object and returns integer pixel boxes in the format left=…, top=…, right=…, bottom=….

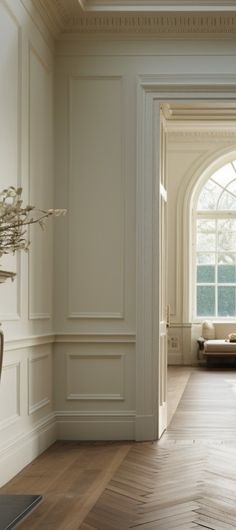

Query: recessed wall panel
left=0, top=4, right=20, bottom=319
left=0, top=362, right=20, bottom=427
left=68, top=76, right=124, bottom=318
left=28, top=47, right=53, bottom=319
left=28, top=352, right=51, bottom=414
left=66, top=353, right=125, bottom=400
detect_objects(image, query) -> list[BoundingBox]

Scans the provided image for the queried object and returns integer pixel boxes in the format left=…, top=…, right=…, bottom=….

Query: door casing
left=135, top=74, right=236, bottom=441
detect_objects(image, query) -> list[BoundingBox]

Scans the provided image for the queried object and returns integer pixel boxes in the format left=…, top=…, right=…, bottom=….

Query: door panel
left=158, top=113, right=168, bottom=438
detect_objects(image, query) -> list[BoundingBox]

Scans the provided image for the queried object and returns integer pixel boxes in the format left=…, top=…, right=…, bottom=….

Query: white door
left=157, top=113, right=168, bottom=438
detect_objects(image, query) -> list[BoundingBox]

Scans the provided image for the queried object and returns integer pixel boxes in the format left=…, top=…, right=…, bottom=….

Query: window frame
left=192, top=164, right=236, bottom=322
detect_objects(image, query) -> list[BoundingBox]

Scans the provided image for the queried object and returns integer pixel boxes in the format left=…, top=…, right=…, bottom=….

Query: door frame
left=135, top=74, right=236, bottom=441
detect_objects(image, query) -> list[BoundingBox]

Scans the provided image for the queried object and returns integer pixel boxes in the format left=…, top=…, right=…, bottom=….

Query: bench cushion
left=205, top=339, right=236, bottom=354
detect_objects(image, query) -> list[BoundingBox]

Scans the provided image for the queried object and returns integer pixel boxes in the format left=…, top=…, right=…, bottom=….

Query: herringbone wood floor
left=81, top=368, right=236, bottom=530
left=3, top=367, right=236, bottom=529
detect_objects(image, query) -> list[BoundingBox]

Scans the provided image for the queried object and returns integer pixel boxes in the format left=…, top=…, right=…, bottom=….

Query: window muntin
left=195, top=160, right=236, bottom=319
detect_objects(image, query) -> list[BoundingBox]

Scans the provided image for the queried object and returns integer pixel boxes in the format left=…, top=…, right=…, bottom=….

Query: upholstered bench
left=203, top=339, right=236, bottom=365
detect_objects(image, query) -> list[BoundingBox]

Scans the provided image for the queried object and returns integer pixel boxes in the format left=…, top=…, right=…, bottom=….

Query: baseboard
left=135, top=415, right=155, bottom=441
left=0, top=414, right=56, bottom=487
left=55, top=411, right=136, bottom=441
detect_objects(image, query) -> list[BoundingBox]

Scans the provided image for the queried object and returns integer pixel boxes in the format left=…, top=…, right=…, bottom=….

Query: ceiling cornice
left=167, top=128, right=236, bottom=139
left=162, top=104, right=236, bottom=121
left=79, top=0, right=236, bottom=12
left=30, top=1, right=236, bottom=37
left=61, top=13, right=236, bottom=35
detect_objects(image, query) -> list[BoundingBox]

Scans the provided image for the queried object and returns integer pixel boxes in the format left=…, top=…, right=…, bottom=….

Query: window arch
left=194, top=160, right=236, bottom=319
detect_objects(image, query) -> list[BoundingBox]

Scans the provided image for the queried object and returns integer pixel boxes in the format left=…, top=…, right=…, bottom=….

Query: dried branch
left=0, top=187, right=66, bottom=258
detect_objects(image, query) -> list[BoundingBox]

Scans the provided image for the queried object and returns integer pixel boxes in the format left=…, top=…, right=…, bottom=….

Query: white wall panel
left=66, top=352, right=125, bottom=400
left=0, top=0, right=55, bottom=486
left=68, top=76, right=124, bottom=319
left=0, top=361, right=20, bottom=428
left=28, top=46, right=53, bottom=320
left=28, top=351, right=51, bottom=414
left=0, top=2, right=20, bottom=184
left=0, top=2, right=21, bottom=320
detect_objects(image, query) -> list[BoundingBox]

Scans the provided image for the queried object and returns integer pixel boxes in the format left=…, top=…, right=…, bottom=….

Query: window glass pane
left=197, top=265, right=215, bottom=283
left=218, top=253, right=236, bottom=265
left=197, top=253, right=215, bottom=265
left=197, top=286, right=215, bottom=316
left=218, top=286, right=236, bottom=317
left=212, top=163, right=236, bottom=187
left=218, top=265, right=236, bottom=283
left=218, top=219, right=236, bottom=251
left=197, top=220, right=216, bottom=251
left=197, top=179, right=221, bottom=210
left=227, top=180, right=236, bottom=197
left=217, top=190, right=236, bottom=210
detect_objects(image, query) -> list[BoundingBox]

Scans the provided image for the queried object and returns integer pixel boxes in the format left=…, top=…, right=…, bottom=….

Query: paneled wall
left=0, top=0, right=55, bottom=485
left=54, top=39, right=137, bottom=440
left=2, top=0, right=236, bottom=477
left=54, top=35, right=236, bottom=438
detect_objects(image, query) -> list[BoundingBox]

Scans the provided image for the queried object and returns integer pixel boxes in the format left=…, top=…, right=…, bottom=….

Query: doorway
left=135, top=76, right=236, bottom=441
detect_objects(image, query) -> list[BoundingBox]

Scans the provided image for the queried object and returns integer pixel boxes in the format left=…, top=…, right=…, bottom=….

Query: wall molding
left=0, top=412, right=56, bottom=487
left=167, top=128, right=236, bottom=140
left=64, top=14, right=236, bottom=35
left=0, top=2, right=22, bottom=323
left=67, top=75, right=126, bottom=321
left=34, top=2, right=236, bottom=36
left=4, top=333, right=135, bottom=351
left=136, top=73, right=236, bottom=441
left=68, top=312, right=124, bottom=319
left=20, top=0, right=57, bottom=44
left=28, top=352, right=51, bottom=414
left=55, top=410, right=135, bottom=440
left=55, top=333, right=136, bottom=343
left=29, top=397, right=50, bottom=415
left=28, top=42, right=53, bottom=322
left=4, top=334, right=55, bottom=352
left=29, top=313, right=51, bottom=320
left=79, top=0, right=236, bottom=12
left=66, top=352, right=125, bottom=401
left=0, top=361, right=21, bottom=430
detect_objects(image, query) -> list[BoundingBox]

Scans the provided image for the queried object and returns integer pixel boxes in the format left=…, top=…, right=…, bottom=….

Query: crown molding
left=162, top=103, right=236, bottom=120
left=33, top=0, right=64, bottom=37
left=167, top=128, right=236, bottom=139
left=80, top=0, right=236, bottom=12
left=60, top=13, right=236, bottom=35
left=27, top=0, right=236, bottom=36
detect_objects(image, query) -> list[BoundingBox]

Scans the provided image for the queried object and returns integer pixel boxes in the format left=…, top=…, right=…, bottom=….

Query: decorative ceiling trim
left=79, top=0, right=236, bottom=12
left=62, top=13, right=236, bottom=34
left=167, top=128, right=236, bottom=139
left=26, top=0, right=236, bottom=36
left=162, top=103, right=236, bottom=120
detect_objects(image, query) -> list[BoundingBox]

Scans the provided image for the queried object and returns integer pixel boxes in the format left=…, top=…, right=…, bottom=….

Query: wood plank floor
left=2, top=367, right=236, bottom=529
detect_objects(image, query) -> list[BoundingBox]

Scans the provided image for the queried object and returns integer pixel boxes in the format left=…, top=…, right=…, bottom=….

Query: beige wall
left=0, top=0, right=55, bottom=485
left=54, top=35, right=236, bottom=438
left=2, top=0, right=236, bottom=476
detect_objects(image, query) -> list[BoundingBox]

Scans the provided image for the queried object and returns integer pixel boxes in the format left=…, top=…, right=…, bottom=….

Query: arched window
left=194, top=160, right=236, bottom=319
